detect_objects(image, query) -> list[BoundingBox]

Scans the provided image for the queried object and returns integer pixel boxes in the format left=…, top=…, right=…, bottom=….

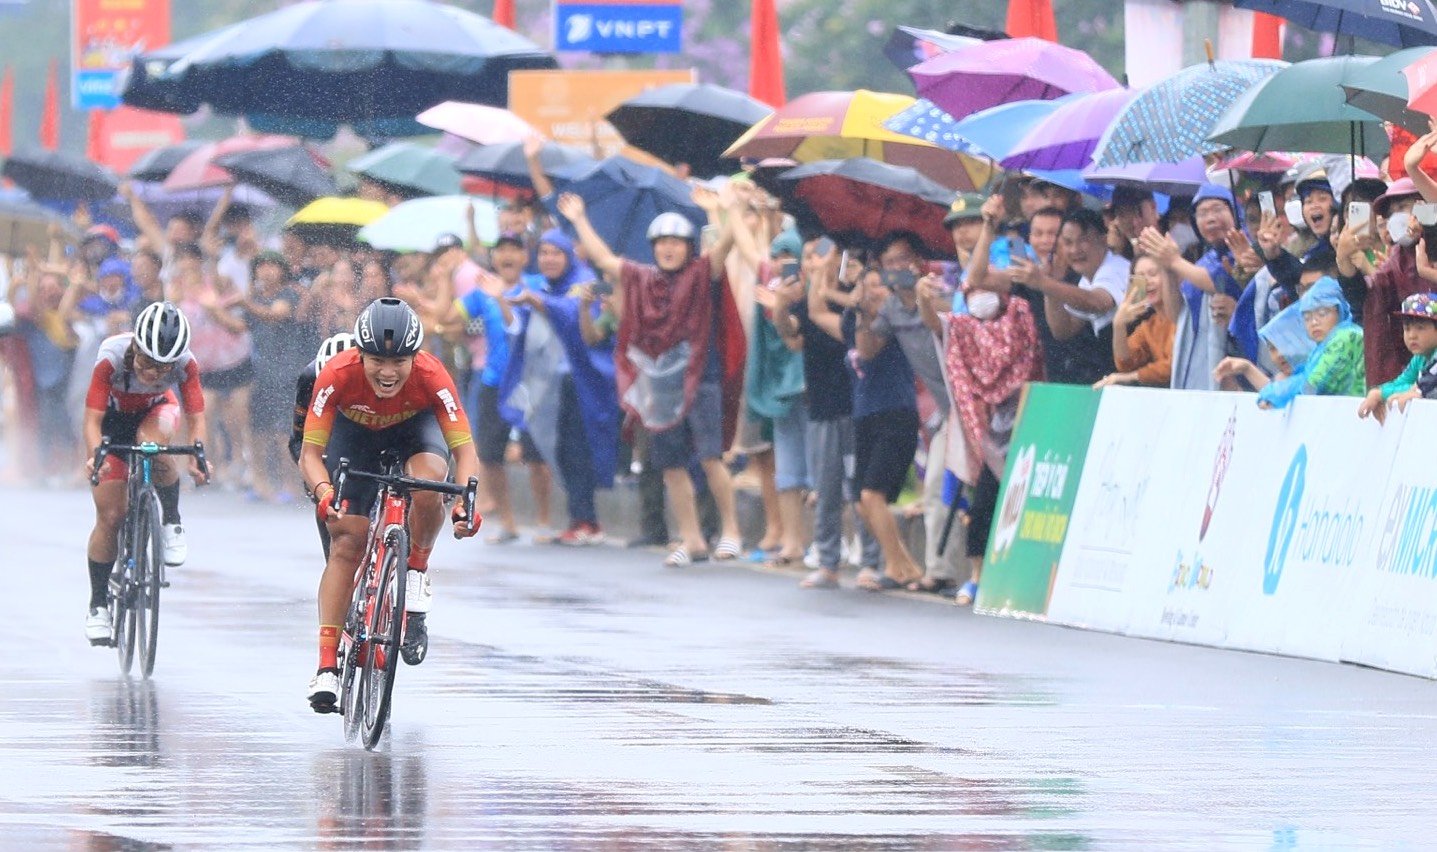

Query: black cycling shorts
left=323, top=411, right=450, bottom=518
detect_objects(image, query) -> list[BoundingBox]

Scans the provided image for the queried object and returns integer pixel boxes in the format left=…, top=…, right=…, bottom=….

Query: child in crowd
left=1358, top=293, right=1437, bottom=424
left=1257, top=276, right=1365, bottom=409
left=1213, top=303, right=1314, bottom=392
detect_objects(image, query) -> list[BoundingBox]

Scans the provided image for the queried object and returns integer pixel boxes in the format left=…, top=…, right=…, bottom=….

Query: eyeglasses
left=1302, top=307, right=1337, bottom=324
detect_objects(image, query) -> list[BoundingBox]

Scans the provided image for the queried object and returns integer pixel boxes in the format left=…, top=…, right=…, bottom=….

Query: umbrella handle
left=1204, top=39, right=1214, bottom=68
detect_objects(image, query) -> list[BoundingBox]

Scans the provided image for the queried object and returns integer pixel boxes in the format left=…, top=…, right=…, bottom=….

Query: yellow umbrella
left=724, top=89, right=992, bottom=190
left=286, top=196, right=390, bottom=227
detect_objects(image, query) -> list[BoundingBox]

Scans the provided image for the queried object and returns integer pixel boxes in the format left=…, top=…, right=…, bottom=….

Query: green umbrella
left=1341, top=46, right=1436, bottom=136
left=1208, top=56, right=1391, bottom=158
left=348, top=142, right=461, bottom=198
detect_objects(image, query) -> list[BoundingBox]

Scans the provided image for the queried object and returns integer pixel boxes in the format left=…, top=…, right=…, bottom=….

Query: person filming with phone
left=1093, top=254, right=1176, bottom=389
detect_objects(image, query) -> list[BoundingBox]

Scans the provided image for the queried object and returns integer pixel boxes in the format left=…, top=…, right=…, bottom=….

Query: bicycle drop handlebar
left=333, top=457, right=479, bottom=538
left=90, top=438, right=210, bottom=487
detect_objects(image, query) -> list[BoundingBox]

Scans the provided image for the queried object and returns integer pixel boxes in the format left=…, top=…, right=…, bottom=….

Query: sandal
left=854, top=568, right=884, bottom=591
left=955, top=580, right=978, bottom=607
left=486, top=529, right=520, bottom=545
left=764, top=551, right=804, bottom=569
left=713, top=537, right=743, bottom=561
left=799, top=568, right=840, bottom=589
left=906, top=577, right=957, bottom=595
left=664, top=545, right=710, bottom=568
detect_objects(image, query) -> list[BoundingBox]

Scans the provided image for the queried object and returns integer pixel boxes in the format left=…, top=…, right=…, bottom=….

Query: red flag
left=749, top=0, right=785, bottom=108
left=1251, top=12, right=1283, bottom=60
left=493, top=0, right=515, bottom=28
left=0, top=66, right=12, bottom=157
left=86, top=110, right=107, bottom=164
left=40, top=58, right=59, bottom=151
left=1005, top=0, right=1058, bottom=42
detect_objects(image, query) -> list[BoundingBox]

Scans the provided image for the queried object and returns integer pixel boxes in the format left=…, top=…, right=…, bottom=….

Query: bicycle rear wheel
left=359, top=528, right=408, bottom=750
left=136, top=491, right=164, bottom=679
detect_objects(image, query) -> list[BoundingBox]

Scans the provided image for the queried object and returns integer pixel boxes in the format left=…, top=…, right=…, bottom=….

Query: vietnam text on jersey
left=302, top=348, right=472, bottom=451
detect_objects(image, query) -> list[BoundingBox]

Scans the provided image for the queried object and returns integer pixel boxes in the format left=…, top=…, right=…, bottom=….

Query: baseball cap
left=493, top=230, right=525, bottom=249
left=84, top=224, right=121, bottom=245
left=943, top=193, right=986, bottom=227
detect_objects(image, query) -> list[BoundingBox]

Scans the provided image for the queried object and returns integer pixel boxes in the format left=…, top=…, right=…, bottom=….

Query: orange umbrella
left=723, top=89, right=991, bottom=190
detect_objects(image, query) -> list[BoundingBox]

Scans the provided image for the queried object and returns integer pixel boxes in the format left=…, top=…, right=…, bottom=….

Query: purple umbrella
left=999, top=88, right=1139, bottom=172
left=908, top=37, right=1120, bottom=122
left=1083, top=156, right=1209, bottom=197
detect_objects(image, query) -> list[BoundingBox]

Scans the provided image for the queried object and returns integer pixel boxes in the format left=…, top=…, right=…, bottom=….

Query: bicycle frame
left=332, top=452, right=477, bottom=749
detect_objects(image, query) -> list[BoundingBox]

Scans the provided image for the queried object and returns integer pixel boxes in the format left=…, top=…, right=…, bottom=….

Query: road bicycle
left=89, top=438, right=208, bottom=679
left=333, top=452, right=477, bottom=750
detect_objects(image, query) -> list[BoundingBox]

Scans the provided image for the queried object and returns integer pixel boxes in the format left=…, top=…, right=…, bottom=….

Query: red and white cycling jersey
left=84, top=333, right=205, bottom=415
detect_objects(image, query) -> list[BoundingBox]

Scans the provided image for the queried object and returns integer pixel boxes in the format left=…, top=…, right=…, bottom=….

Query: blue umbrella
left=1234, top=0, right=1437, bottom=48
left=1092, top=59, right=1288, bottom=168
left=885, top=96, right=1071, bottom=159
left=121, top=0, right=556, bottom=139
left=551, top=157, right=704, bottom=266
left=456, top=140, right=595, bottom=191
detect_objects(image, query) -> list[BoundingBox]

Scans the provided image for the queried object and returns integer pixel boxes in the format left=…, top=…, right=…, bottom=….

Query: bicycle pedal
left=160, top=580, right=171, bottom=589
left=88, top=637, right=112, bottom=648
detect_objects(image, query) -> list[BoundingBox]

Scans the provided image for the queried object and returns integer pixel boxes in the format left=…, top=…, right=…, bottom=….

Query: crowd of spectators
left=7, top=129, right=1437, bottom=607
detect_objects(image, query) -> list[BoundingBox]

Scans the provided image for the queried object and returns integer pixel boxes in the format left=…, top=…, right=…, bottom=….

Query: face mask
left=1285, top=198, right=1305, bottom=228
left=967, top=290, right=1001, bottom=321
left=1168, top=223, right=1198, bottom=253
left=1389, top=211, right=1418, bottom=247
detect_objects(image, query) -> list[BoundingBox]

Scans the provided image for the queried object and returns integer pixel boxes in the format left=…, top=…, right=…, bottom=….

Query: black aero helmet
left=354, top=297, right=424, bottom=356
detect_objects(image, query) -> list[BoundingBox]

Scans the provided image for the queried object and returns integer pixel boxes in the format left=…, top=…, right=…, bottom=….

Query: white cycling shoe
left=308, top=669, right=340, bottom=714
left=85, top=607, right=112, bottom=645
left=161, top=523, right=187, bottom=566
left=405, top=569, right=431, bottom=613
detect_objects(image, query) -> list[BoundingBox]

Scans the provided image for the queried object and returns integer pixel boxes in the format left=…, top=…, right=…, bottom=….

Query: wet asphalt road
left=4, top=483, right=1437, bottom=850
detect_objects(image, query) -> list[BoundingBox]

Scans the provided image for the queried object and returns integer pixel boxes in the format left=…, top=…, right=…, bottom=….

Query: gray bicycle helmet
left=354, top=297, right=424, bottom=357
left=646, top=212, right=696, bottom=242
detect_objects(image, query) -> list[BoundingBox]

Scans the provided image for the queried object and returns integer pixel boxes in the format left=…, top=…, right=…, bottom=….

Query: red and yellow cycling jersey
left=302, top=348, right=472, bottom=450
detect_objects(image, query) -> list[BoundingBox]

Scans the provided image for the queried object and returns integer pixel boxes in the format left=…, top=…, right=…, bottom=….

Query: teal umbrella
left=1341, top=46, right=1436, bottom=135
left=1208, top=56, right=1390, bottom=158
left=348, top=142, right=461, bottom=198
left=1092, top=59, right=1287, bottom=167
left=357, top=195, right=498, bottom=252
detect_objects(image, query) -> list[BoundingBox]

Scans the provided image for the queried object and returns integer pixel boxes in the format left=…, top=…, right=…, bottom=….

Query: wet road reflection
left=3, top=486, right=1436, bottom=847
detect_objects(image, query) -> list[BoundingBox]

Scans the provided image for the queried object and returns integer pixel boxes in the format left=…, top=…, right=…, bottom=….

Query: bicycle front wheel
left=136, top=490, right=164, bottom=679
left=359, top=528, right=408, bottom=750
left=113, top=519, right=140, bottom=677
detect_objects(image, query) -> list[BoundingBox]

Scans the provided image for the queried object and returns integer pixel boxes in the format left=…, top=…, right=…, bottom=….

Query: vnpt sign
left=554, top=1, right=683, bottom=54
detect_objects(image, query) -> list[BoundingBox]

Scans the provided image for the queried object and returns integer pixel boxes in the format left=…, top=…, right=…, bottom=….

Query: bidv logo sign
left=554, top=2, right=683, bottom=54
left=1377, top=0, right=1426, bottom=23
left=1262, top=444, right=1366, bottom=595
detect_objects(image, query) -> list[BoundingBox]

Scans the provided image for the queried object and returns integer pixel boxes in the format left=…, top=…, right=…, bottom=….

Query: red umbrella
left=774, top=158, right=957, bottom=256
left=163, top=134, right=295, bottom=192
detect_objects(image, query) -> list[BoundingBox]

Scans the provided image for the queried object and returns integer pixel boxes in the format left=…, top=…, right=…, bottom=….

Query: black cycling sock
left=157, top=481, right=181, bottom=525
left=88, top=559, right=111, bottom=610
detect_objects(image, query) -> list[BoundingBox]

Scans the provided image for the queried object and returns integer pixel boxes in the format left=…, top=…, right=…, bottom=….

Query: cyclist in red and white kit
left=299, top=298, right=480, bottom=712
left=82, top=302, right=210, bottom=643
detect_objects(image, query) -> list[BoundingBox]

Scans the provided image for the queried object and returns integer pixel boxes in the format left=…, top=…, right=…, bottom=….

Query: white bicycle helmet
left=315, top=332, right=357, bottom=371
left=646, top=212, right=696, bottom=242
left=133, top=301, right=191, bottom=363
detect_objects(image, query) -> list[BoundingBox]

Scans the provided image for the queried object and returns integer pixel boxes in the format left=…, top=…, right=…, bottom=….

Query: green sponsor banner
left=975, top=383, right=1102, bottom=619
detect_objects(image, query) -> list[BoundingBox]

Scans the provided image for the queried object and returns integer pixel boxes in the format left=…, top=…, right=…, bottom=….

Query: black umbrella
left=215, top=145, right=336, bottom=208
left=606, top=83, right=773, bottom=179
left=1, top=150, right=118, bottom=203
left=882, top=23, right=1006, bottom=71
left=1234, top=0, right=1437, bottom=48
left=127, top=140, right=206, bottom=183
left=455, top=140, right=595, bottom=190
left=121, top=0, right=556, bottom=139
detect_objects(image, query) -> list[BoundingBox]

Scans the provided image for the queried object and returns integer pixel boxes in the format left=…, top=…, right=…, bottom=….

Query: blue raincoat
left=1173, top=184, right=1247, bottom=390
left=1257, top=277, right=1365, bottom=409
left=499, top=229, right=619, bottom=489
left=1255, top=303, right=1315, bottom=376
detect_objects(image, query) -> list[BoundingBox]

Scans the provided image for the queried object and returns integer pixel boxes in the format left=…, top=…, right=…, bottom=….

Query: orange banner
left=73, top=0, right=171, bottom=110
left=508, top=68, right=694, bottom=162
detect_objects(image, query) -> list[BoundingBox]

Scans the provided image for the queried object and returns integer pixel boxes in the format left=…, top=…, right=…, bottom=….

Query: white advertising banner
left=1047, top=389, right=1404, bottom=665
left=1342, top=403, right=1437, bottom=678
